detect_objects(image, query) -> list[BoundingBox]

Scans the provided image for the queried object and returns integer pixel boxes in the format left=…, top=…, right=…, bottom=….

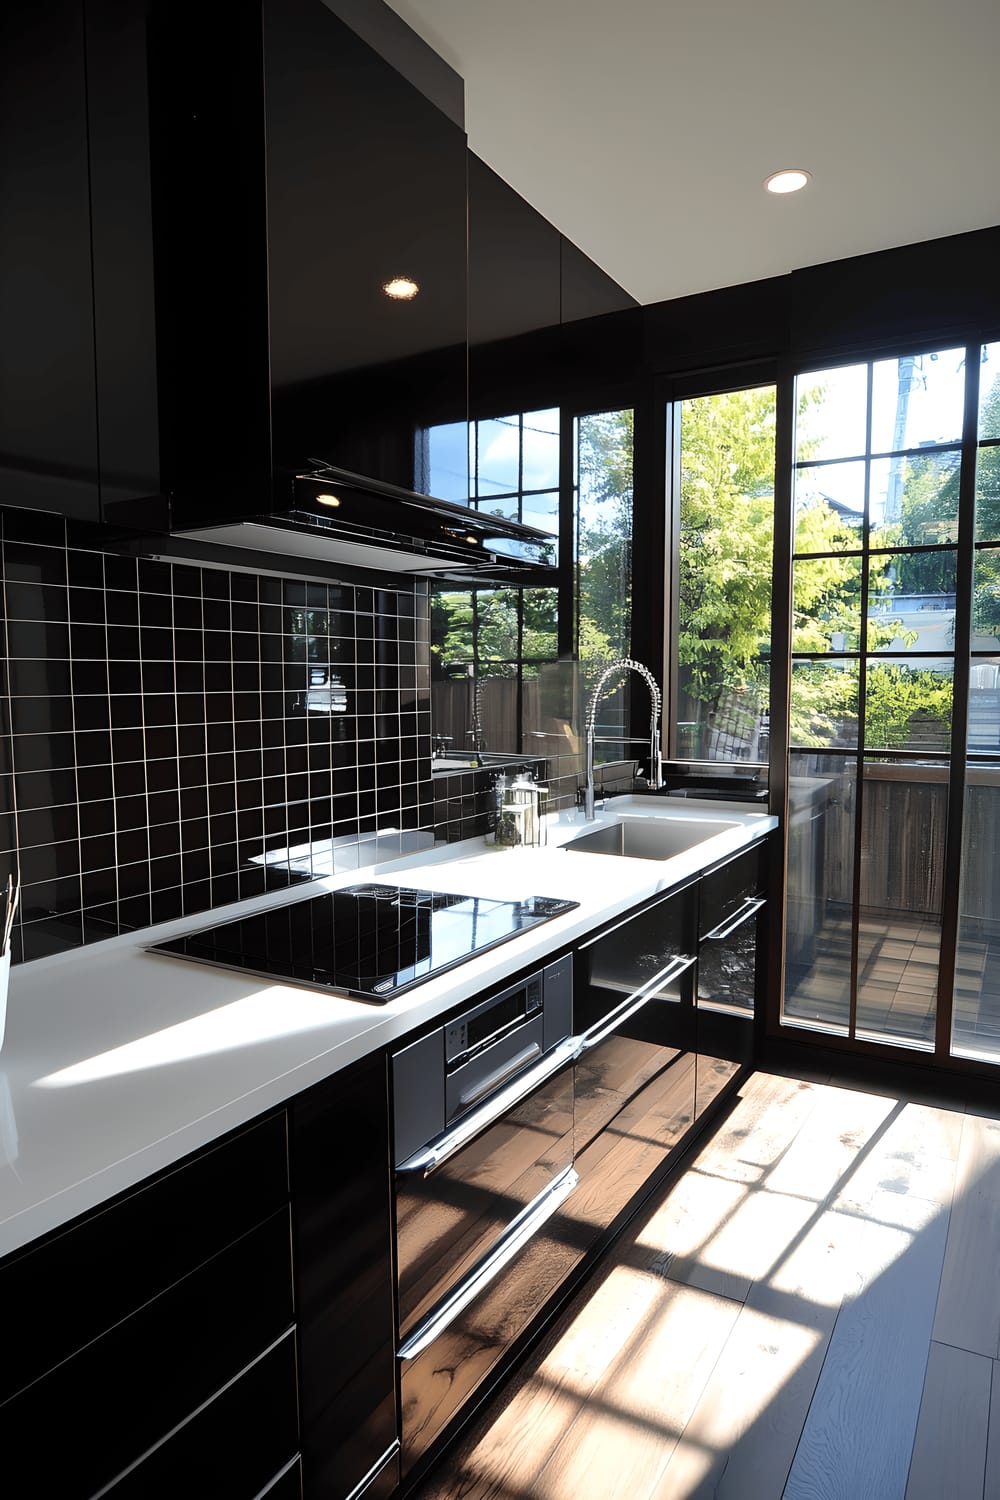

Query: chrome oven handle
left=703, top=897, right=765, bottom=943
left=457, top=1041, right=543, bottom=1110
left=574, top=952, right=696, bottom=1055
left=397, top=1166, right=579, bottom=1361
left=396, top=1035, right=579, bottom=1177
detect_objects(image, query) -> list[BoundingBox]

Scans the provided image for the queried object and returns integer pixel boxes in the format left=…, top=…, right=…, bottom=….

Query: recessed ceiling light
left=382, top=276, right=419, bottom=300
left=765, top=169, right=811, bottom=195
left=316, top=493, right=342, bottom=507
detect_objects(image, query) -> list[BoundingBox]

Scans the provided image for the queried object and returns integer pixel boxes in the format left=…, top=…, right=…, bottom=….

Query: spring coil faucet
left=583, top=658, right=664, bottom=819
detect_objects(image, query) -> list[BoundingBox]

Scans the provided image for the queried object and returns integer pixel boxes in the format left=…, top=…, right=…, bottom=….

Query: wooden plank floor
left=412, top=1070, right=1000, bottom=1500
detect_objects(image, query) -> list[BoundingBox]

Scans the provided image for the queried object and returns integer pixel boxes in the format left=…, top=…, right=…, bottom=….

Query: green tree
left=576, top=409, right=633, bottom=678
left=677, top=387, right=778, bottom=749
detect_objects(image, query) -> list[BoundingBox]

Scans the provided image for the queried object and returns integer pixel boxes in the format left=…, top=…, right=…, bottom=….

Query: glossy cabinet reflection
left=572, top=886, right=698, bottom=1244
left=0, top=1113, right=298, bottom=1498
left=468, top=153, right=639, bottom=422
left=0, top=1, right=99, bottom=520
left=696, top=842, right=767, bottom=1116
left=291, top=1051, right=398, bottom=1500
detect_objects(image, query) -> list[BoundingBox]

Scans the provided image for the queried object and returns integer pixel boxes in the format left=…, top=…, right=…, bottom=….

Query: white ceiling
left=386, top=0, right=1000, bottom=306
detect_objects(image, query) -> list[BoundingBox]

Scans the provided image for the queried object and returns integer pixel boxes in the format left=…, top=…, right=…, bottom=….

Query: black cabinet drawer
left=0, top=1110, right=288, bottom=1406
left=574, top=884, right=695, bottom=1035
left=0, top=1207, right=294, bottom=1498
left=698, top=841, right=766, bottom=941
left=107, top=1329, right=299, bottom=1499
left=261, top=1459, right=304, bottom=1500
left=292, top=1052, right=396, bottom=1500
left=399, top=1191, right=581, bottom=1474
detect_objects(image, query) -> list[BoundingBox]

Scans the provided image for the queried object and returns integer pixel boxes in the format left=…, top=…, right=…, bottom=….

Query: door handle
left=457, top=1041, right=543, bottom=1110
left=703, top=897, right=765, bottom=943
left=575, top=953, right=697, bottom=1054
left=397, top=1166, right=579, bottom=1360
left=396, top=1035, right=579, bottom=1177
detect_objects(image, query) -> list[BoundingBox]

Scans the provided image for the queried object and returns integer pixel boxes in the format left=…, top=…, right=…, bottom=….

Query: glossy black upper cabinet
left=0, top=1, right=100, bottom=521
left=467, top=154, right=639, bottom=418
left=151, top=0, right=468, bottom=526
left=468, top=155, right=561, bottom=353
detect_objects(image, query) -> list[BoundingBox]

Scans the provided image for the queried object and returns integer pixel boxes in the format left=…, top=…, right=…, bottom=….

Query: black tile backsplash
left=0, top=510, right=434, bottom=962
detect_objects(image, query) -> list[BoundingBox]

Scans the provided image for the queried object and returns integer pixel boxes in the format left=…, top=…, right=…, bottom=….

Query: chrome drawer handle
left=457, top=1041, right=543, bottom=1110
left=396, top=1036, right=579, bottom=1177
left=397, top=1166, right=579, bottom=1360
left=703, top=897, right=765, bottom=943
left=574, top=952, right=696, bottom=1054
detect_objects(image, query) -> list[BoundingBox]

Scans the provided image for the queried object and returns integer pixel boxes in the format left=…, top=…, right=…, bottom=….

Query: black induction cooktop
left=151, top=883, right=578, bottom=1002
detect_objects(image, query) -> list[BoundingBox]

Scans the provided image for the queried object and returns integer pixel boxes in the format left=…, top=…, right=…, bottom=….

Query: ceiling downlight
left=765, top=168, right=812, bottom=195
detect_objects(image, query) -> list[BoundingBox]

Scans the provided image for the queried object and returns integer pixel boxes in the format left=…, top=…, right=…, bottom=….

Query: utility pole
left=885, top=354, right=917, bottom=524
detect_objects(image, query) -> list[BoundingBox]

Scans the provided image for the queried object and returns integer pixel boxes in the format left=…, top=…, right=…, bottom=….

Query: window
left=575, top=409, right=635, bottom=763
left=784, top=348, right=967, bottom=1050
left=669, top=385, right=777, bottom=762
left=424, top=410, right=561, bottom=757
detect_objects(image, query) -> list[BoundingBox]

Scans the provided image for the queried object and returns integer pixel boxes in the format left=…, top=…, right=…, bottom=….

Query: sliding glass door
left=782, top=341, right=1000, bottom=1063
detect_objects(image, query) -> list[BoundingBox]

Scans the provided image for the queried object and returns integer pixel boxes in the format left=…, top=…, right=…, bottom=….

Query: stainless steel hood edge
left=167, top=464, right=557, bottom=581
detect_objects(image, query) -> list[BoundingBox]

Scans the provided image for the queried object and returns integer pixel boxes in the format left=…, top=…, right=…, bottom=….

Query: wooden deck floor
left=413, top=1070, right=1000, bottom=1500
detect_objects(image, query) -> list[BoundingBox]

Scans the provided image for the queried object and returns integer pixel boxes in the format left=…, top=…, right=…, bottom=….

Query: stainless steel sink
left=563, top=815, right=739, bottom=861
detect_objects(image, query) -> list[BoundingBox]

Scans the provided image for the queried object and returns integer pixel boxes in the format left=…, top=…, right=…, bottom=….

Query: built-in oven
left=392, top=956, right=578, bottom=1474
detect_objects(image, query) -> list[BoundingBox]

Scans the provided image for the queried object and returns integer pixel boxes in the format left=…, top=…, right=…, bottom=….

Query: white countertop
left=0, top=798, right=776, bottom=1259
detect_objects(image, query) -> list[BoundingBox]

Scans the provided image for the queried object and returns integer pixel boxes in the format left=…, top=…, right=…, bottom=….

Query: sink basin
left=563, top=815, right=739, bottom=861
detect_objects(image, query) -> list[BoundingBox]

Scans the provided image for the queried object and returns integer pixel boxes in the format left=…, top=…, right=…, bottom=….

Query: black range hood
left=140, top=0, right=562, bottom=584
left=170, top=465, right=556, bottom=580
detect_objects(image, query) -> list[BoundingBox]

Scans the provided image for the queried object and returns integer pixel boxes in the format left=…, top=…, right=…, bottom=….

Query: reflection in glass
left=868, top=450, right=961, bottom=548
left=795, top=364, right=867, bottom=462
left=865, top=549, right=956, bottom=659
left=870, top=347, right=965, bottom=454
left=789, top=661, right=859, bottom=749
left=792, top=555, right=863, bottom=653
left=783, top=754, right=855, bottom=1033
left=863, top=662, right=952, bottom=753
left=979, top=345, right=1000, bottom=441
left=855, top=758, right=945, bottom=1049
left=954, top=768, right=1000, bottom=1060
left=793, top=462, right=865, bottom=552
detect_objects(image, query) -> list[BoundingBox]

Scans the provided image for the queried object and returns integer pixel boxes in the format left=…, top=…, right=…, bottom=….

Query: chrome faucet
left=583, top=658, right=664, bottom=819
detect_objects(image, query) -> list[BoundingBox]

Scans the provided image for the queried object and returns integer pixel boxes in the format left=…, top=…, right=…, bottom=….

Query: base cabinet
left=572, top=838, right=769, bottom=1248
left=0, top=835, right=768, bottom=1500
left=695, top=842, right=767, bottom=1117
left=290, top=1051, right=398, bottom=1500
left=0, top=1112, right=300, bottom=1498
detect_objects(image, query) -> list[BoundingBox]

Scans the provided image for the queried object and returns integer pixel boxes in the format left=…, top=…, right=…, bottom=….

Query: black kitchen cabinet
left=571, top=842, right=768, bottom=1245
left=0, top=1110, right=299, bottom=1497
left=695, top=839, right=768, bottom=1116
left=572, top=884, right=698, bottom=1241
left=0, top=0, right=163, bottom=528
left=0, top=0, right=100, bottom=522
left=151, top=0, right=468, bottom=526
left=290, top=1050, right=399, bottom=1500
left=467, top=154, right=639, bottom=421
